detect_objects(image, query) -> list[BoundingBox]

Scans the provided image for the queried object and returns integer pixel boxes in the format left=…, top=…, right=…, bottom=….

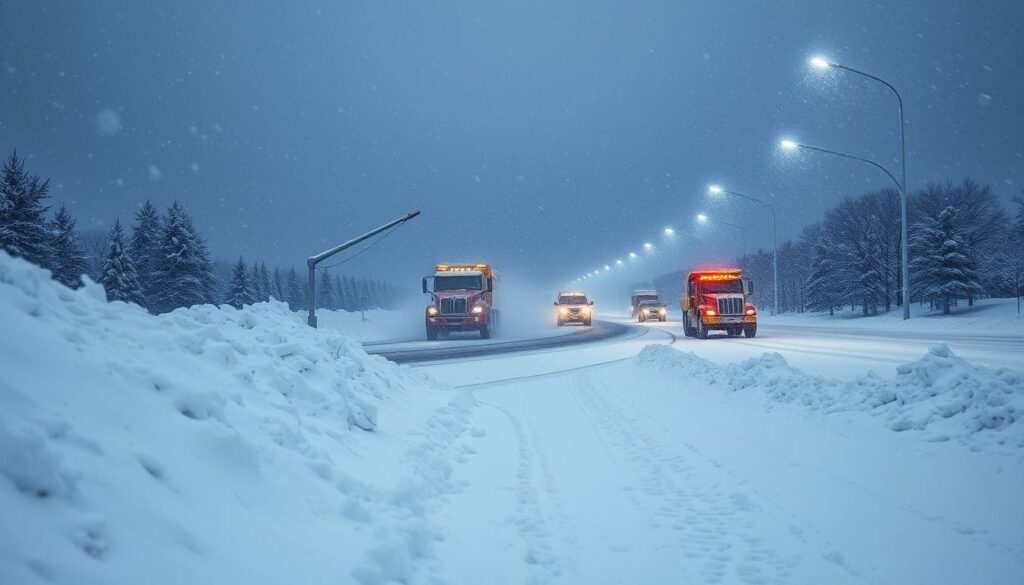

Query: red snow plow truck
left=680, top=268, right=757, bottom=338
left=422, top=263, right=499, bottom=340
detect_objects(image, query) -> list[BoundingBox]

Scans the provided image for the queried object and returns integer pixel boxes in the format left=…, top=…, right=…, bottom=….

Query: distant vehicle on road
left=636, top=298, right=667, bottom=322
left=680, top=269, right=757, bottom=338
left=629, top=289, right=661, bottom=318
left=422, top=263, right=498, bottom=340
left=554, top=291, right=593, bottom=327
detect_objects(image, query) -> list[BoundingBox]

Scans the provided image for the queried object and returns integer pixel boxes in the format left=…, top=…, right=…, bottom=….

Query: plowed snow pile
left=0, top=252, right=475, bottom=585
left=638, top=343, right=1024, bottom=451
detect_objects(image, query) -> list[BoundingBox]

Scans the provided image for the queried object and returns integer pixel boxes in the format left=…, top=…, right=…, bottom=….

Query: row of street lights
left=572, top=54, right=911, bottom=319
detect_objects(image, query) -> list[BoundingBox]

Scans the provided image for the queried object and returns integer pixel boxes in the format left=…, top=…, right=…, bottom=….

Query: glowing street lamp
left=809, top=56, right=831, bottom=70
left=629, top=251, right=638, bottom=259
left=663, top=227, right=675, bottom=236
left=806, top=55, right=910, bottom=320
left=643, top=242, right=653, bottom=251
left=779, top=139, right=798, bottom=151
left=696, top=213, right=709, bottom=223
left=616, top=259, right=624, bottom=266
left=604, top=265, right=611, bottom=271
left=707, top=183, right=780, bottom=316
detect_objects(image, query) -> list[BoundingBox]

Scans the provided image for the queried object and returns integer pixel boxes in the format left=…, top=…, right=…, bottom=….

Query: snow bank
left=0, top=252, right=476, bottom=584
left=637, top=344, right=1024, bottom=452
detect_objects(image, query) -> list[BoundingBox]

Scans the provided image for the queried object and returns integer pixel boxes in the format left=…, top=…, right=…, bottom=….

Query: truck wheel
left=426, top=328, right=438, bottom=341
left=584, top=319, right=592, bottom=327
left=638, top=315, right=645, bottom=323
left=557, top=319, right=564, bottom=327
left=696, top=318, right=709, bottom=339
left=480, top=324, right=492, bottom=339
left=744, top=325, right=757, bottom=338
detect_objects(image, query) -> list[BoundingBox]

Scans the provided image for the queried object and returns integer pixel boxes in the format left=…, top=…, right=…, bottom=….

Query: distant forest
left=645, top=180, right=1024, bottom=315
left=0, top=150, right=408, bottom=314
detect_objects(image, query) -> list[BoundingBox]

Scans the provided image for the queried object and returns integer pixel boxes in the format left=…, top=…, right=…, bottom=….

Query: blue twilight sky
left=2, top=0, right=1021, bottom=289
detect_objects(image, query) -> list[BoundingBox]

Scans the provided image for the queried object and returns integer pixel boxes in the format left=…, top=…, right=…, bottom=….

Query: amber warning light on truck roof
left=698, top=273, right=741, bottom=281
left=435, top=263, right=491, bottom=273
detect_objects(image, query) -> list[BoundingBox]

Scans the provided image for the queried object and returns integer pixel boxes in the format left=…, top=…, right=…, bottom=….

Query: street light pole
left=305, top=210, right=421, bottom=328
left=709, top=185, right=779, bottom=316
left=810, top=57, right=910, bottom=319
left=780, top=139, right=906, bottom=311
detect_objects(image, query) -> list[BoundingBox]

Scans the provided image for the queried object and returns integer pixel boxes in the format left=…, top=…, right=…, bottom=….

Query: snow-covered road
left=410, top=316, right=1024, bottom=584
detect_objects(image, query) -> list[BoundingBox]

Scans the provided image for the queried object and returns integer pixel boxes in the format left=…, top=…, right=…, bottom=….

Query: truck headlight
left=581, top=306, right=591, bottom=315
left=472, top=306, right=484, bottom=314
left=427, top=306, right=439, bottom=316
left=559, top=307, right=569, bottom=315
left=659, top=308, right=666, bottom=314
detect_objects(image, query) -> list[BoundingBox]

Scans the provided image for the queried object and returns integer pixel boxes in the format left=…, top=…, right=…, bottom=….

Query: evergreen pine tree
left=129, top=200, right=162, bottom=310
left=334, top=274, right=348, bottom=311
left=259, top=262, right=272, bottom=302
left=0, top=150, right=53, bottom=269
left=251, top=262, right=266, bottom=302
left=226, top=256, right=255, bottom=309
left=49, top=204, right=87, bottom=288
left=100, top=220, right=144, bottom=304
left=272, top=267, right=284, bottom=302
left=150, top=201, right=213, bottom=313
left=286, top=268, right=304, bottom=311
left=318, top=270, right=335, bottom=309
left=910, top=206, right=982, bottom=314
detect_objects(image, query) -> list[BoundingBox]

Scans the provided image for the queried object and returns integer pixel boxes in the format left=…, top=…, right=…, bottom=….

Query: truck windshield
left=434, top=275, right=483, bottom=291
left=700, top=279, right=744, bottom=294
left=558, top=295, right=587, bottom=305
left=634, top=295, right=658, bottom=304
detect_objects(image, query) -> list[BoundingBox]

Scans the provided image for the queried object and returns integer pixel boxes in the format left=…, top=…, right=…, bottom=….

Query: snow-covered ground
left=3, top=251, right=1023, bottom=584
left=0, top=253, right=472, bottom=584
left=762, top=296, right=1023, bottom=334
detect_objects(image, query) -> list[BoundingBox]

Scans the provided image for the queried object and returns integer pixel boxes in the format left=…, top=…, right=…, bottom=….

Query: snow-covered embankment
left=0, top=252, right=474, bottom=584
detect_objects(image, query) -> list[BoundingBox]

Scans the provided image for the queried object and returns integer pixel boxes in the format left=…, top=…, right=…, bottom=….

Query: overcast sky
left=2, top=0, right=1021, bottom=289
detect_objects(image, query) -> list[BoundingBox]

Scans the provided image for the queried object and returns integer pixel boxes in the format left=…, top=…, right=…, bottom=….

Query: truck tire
left=744, top=325, right=757, bottom=338
left=696, top=318, right=709, bottom=339
left=480, top=324, right=492, bottom=339
left=426, top=328, right=438, bottom=341
left=584, top=319, right=592, bottom=327
left=638, top=315, right=645, bottom=323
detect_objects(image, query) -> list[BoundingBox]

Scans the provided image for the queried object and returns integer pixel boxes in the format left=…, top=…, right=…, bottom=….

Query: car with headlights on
left=554, top=292, right=593, bottom=326
left=636, top=299, right=667, bottom=322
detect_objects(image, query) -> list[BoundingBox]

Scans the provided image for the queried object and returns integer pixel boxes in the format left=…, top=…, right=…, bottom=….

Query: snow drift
left=637, top=343, right=1024, bottom=452
left=0, top=252, right=475, bottom=584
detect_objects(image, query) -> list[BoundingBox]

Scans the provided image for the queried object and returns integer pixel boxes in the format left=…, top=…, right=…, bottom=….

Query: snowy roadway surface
left=387, top=315, right=1024, bottom=583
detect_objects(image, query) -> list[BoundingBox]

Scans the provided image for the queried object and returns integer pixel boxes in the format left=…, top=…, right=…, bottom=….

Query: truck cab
left=422, top=263, right=498, bottom=340
left=554, top=291, right=593, bottom=326
left=680, top=269, right=757, bottom=338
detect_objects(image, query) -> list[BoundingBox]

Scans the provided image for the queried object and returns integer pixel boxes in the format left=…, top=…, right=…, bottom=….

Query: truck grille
left=440, top=297, right=468, bottom=315
left=717, top=297, right=743, bottom=315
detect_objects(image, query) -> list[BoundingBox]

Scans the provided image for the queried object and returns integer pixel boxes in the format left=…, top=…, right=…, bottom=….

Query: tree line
left=0, top=150, right=408, bottom=314
left=733, top=179, right=1024, bottom=315
left=640, top=178, right=1023, bottom=316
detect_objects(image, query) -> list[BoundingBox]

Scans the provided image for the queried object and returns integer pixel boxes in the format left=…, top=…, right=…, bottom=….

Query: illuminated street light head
left=779, top=139, right=798, bottom=151
left=604, top=265, right=611, bottom=271
left=643, top=242, right=653, bottom=251
left=663, top=227, right=674, bottom=236
left=707, top=184, right=724, bottom=195
left=629, top=252, right=638, bottom=259
left=696, top=213, right=709, bottom=223
left=809, top=56, right=831, bottom=70
left=616, top=259, right=624, bottom=266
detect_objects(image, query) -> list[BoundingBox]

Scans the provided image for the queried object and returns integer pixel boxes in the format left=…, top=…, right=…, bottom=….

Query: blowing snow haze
left=1, top=1, right=1021, bottom=285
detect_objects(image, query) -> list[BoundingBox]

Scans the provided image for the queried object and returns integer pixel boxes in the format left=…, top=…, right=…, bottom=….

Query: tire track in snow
left=568, top=371, right=800, bottom=585
left=483, top=402, right=567, bottom=584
